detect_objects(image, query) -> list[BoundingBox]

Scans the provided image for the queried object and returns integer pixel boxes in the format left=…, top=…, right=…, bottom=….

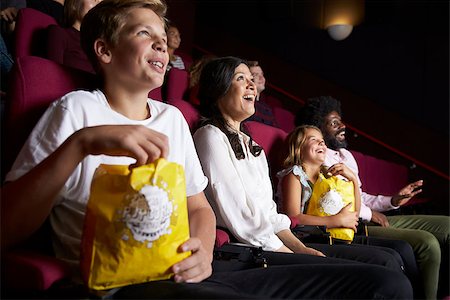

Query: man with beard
left=295, top=96, right=449, bottom=300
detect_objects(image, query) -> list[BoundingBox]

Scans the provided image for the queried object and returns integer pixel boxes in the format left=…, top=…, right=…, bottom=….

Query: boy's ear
left=94, top=39, right=112, bottom=64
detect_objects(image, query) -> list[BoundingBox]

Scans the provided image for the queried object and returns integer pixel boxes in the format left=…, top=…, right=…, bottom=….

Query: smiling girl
left=277, top=125, right=361, bottom=231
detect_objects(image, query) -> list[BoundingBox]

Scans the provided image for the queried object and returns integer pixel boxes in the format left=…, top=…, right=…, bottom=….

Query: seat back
left=2, top=56, right=96, bottom=293
left=272, top=106, right=295, bottom=133
left=165, top=68, right=189, bottom=102
left=148, top=86, right=163, bottom=102
left=350, top=150, right=409, bottom=196
left=245, top=121, right=288, bottom=191
left=13, top=8, right=57, bottom=58
left=167, top=98, right=200, bottom=132
left=3, top=56, right=96, bottom=180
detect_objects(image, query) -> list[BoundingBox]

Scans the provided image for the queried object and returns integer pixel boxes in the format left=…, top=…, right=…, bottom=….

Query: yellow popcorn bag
left=306, top=174, right=355, bottom=242
left=80, top=158, right=191, bottom=290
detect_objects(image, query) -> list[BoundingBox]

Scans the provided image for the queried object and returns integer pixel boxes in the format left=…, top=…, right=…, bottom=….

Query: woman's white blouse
left=194, top=124, right=291, bottom=251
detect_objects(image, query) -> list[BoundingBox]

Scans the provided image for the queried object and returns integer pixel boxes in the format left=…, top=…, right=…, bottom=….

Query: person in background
left=26, top=0, right=64, bottom=25
left=1, top=0, right=26, bottom=45
left=186, top=54, right=215, bottom=106
left=46, top=0, right=100, bottom=73
left=166, top=23, right=184, bottom=72
left=296, top=95, right=450, bottom=300
left=245, top=60, right=279, bottom=127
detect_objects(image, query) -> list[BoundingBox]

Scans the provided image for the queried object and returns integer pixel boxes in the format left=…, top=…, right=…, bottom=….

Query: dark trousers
left=113, top=258, right=413, bottom=299
left=353, top=235, right=423, bottom=298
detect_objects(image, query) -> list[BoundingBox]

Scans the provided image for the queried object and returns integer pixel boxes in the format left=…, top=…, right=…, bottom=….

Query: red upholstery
left=167, top=98, right=200, bottom=132
left=165, top=68, right=189, bottom=102
left=215, top=229, right=231, bottom=248
left=245, top=121, right=288, bottom=190
left=350, top=150, right=409, bottom=196
left=3, top=56, right=96, bottom=174
left=13, top=8, right=57, bottom=58
left=272, top=106, right=295, bottom=133
left=148, top=86, right=163, bottom=101
left=3, top=250, right=72, bottom=291
left=175, top=50, right=193, bottom=69
left=2, top=56, right=95, bottom=291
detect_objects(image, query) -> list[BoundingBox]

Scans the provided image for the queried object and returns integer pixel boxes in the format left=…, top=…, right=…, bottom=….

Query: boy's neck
left=103, top=83, right=152, bottom=120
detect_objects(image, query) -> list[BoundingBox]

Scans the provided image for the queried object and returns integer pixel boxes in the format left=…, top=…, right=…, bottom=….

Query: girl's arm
left=281, top=172, right=358, bottom=231
left=327, top=163, right=361, bottom=215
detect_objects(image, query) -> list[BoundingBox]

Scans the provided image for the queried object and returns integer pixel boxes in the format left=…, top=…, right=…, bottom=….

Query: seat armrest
left=215, top=228, right=231, bottom=248
left=2, top=250, right=72, bottom=291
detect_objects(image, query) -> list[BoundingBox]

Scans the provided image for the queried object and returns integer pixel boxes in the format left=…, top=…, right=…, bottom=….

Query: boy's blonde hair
left=80, top=0, right=167, bottom=73
left=283, top=125, right=321, bottom=168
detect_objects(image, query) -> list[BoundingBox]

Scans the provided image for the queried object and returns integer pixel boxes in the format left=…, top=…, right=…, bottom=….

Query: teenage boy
left=1, top=1, right=413, bottom=298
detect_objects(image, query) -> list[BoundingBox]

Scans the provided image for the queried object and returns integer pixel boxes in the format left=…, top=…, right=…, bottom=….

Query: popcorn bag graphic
left=306, top=174, right=356, bottom=242
left=80, top=159, right=190, bottom=290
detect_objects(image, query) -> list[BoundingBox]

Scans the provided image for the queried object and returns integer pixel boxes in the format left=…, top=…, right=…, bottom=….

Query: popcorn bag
left=306, top=174, right=355, bottom=242
left=80, top=158, right=191, bottom=290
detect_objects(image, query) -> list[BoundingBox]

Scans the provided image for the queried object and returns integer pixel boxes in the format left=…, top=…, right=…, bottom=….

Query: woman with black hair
left=192, top=56, right=415, bottom=298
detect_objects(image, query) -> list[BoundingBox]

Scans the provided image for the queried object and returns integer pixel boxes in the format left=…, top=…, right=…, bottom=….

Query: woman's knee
left=366, top=266, right=413, bottom=299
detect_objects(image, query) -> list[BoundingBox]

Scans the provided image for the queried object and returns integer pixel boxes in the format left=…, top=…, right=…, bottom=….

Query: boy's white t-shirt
left=6, top=89, right=208, bottom=266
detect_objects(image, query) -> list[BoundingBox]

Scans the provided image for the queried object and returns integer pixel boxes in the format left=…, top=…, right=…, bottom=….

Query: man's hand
left=0, top=7, right=19, bottom=22
left=391, top=180, right=423, bottom=207
left=171, top=237, right=213, bottom=283
left=371, top=210, right=389, bottom=227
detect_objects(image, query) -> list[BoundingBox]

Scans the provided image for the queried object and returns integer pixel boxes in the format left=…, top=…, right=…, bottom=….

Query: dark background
left=167, top=0, right=449, bottom=213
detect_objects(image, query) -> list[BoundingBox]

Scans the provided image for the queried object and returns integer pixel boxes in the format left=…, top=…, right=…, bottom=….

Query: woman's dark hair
left=197, top=56, right=262, bottom=159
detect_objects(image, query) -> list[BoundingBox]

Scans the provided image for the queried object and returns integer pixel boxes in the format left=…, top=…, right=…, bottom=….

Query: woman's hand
left=297, top=245, right=326, bottom=257
left=171, top=237, right=213, bottom=283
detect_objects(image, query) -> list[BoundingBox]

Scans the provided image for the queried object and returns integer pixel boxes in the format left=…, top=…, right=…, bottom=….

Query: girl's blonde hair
left=283, top=125, right=321, bottom=168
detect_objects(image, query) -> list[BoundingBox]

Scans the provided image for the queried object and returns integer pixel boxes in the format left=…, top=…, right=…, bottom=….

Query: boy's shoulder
left=150, top=100, right=184, bottom=118
left=56, top=89, right=105, bottom=109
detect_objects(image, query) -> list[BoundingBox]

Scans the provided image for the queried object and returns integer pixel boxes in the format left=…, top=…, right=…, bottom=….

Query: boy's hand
left=78, top=125, right=169, bottom=165
left=172, top=237, right=213, bottom=283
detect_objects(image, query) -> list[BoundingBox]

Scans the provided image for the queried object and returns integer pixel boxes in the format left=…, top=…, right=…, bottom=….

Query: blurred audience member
left=1, top=0, right=26, bottom=50
left=186, top=54, right=215, bottom=106
left=166, top=23, right=185, bottom=72
left=245, top=60, right=278, bottom=127
left=46, top=0, right=99, bottom=73
left=27, top=0, right=64, bottom=25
